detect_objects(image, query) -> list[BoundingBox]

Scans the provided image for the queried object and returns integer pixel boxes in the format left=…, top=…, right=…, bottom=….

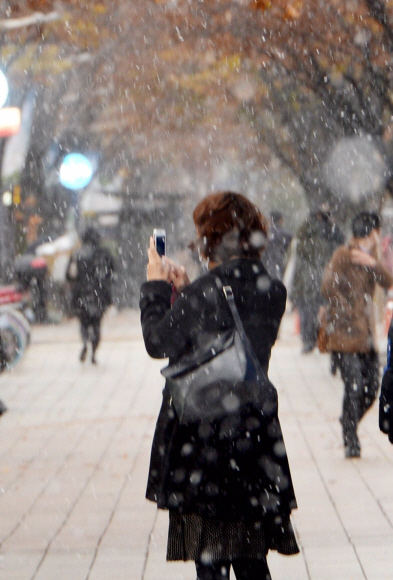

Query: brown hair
left=193, top=191, right=268, bottom=262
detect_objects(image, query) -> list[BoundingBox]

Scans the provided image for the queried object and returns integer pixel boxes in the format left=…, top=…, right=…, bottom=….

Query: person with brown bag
left=321, top=212, right=393, bottom=458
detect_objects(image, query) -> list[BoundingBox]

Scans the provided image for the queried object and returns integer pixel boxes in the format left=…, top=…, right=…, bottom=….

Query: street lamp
left=59, top=153, right=93, bottom=190
left=59, top=153, right=94, bottom=230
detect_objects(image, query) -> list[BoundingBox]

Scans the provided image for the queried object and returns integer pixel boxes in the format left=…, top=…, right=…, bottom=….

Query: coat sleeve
left=140, top=280, right=207, bottom=360
left=380, top=320, right=393, bottom=443
left=372, top=261, right=393, bottom=290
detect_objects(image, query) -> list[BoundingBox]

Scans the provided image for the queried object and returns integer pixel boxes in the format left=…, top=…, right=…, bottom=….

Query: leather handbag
left=161, top=284, right=277, bottom=425
left=317, top=306, right=329, bottom=353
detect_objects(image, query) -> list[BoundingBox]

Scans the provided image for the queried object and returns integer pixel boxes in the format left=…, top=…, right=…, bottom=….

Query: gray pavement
left=0, top=307, right=392, bottom=580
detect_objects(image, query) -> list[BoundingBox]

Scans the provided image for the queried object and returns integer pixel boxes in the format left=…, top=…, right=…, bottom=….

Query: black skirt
left=167, top=511, right=300, bottom=562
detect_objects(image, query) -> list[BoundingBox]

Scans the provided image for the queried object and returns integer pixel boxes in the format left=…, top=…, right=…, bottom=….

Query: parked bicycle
left=0, top=285, right=31, bottom=371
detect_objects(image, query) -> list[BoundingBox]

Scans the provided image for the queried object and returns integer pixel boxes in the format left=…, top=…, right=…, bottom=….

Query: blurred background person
left=322, top=212, right=393, bottom=458
left=66, top=227, right=115, bottom=364
left=380, top=316, right=393, bottom=444
left=263, top=210, right=293, bottom=281
left=290, top=203, right=344, bottom=353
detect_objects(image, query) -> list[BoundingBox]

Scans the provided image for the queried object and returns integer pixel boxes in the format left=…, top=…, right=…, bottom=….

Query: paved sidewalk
left=0, top=307, right=392, bottom=580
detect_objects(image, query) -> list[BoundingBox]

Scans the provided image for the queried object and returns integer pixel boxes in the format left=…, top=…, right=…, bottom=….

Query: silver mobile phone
left=153, top=229, right=166, bottom=257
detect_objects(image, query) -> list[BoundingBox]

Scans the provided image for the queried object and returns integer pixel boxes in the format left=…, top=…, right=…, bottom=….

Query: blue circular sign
left=59, top=153, right=93, bottom=190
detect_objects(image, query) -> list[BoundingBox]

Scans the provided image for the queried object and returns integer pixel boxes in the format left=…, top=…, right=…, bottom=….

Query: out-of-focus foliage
left=1, top=0, right=393, bottom=213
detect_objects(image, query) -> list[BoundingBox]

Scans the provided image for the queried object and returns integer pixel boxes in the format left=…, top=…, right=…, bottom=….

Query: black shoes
left=301, top=345, right=314, bottom=354
left=340, top=417, right=361, bottom=458
left=80, top=344, right=98, bottom=364
left=80, top=345, right=87, bottom=362
left=330, top=353, right=338, bottom=376
left=344, top=443, right=361, bottom=458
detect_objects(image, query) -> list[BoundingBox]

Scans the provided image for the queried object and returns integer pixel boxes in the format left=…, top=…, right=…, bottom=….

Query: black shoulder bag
left=161, top=284, right=277, bottom=425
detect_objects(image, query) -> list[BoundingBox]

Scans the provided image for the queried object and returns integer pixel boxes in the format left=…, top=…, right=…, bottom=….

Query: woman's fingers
left=147, top=237, right=171, bottom=281
left=148, top=236, right=160, bottom=260
left=169, top=265, right=190, bottom=292
left=146, top=240, right=189, bottom=287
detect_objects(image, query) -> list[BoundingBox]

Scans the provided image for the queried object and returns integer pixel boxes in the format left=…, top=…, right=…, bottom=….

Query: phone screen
left=153, top=229, right=166, bottom=257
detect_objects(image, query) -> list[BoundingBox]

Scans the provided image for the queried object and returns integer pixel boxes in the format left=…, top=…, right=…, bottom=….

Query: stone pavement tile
left=0, top=478, right=63, bottom=544
left=0, top=551, right=43, bottom=580
left=32, top=550, right=94, bottom=580
left=0, top=424, right=87, bottom=504
left=356, top=541, right=393, bottom=580
left=48, top=433, right=150, bottom=552
left=4, top=440, right=151, bottom=573
left=94, top=505, right=155, bottom=551
left=378, top=499, right=393, bottom=524
left=268, top=551, right=308, bottom=580
left=144, top=556, right=191, bottom=580
left=303, top=545, right=365, bottom=579
left=2, top=511, right=70, bottom=552
left=101, top=482, right=154, bottom=548
left=88, top=435, right=161, bottom=577
left=88, top=551, right=145, bottom=580
left=91, top=439, right=157, bottom=557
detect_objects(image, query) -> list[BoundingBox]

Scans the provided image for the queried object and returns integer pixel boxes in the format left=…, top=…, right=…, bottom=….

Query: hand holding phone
left=147, top=236, right=170, bottom=282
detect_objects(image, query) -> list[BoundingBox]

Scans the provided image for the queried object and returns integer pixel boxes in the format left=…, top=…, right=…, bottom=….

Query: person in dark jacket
left=66, top=227, right=115, bottom=364
left=291, top=204, right=344, bottom=353
left=263, top=211, right=292, bottom=281
left=140, top=192, right=299, bottom=580
left=380, top=317, right=393, bottom=444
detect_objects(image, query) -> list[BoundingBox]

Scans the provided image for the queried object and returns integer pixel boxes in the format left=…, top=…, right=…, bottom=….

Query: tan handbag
left=317, top=306, right=328, bottom=353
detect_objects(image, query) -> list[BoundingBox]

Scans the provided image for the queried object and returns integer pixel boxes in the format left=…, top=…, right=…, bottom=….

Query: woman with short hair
left=140, top=191, right=299, bottom=580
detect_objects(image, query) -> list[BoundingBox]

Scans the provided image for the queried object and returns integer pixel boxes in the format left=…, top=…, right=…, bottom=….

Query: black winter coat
left=380, top=319, right=393, bottom=443
left=291, top=213, right=344, bottom=303
left=140, top=258, right=297, bottom=522
left=66, top=243, right=115, bottom=319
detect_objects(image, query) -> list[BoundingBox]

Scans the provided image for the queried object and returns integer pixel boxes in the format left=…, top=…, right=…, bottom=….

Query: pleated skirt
left=167, top=511, right=300, bottom=562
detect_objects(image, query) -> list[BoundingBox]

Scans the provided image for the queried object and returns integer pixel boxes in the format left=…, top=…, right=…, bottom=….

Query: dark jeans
left=196, top=559, right=271, bottom=580
left=79, top=314, right=102, bottom=354
left=296, top=297, right=321, bottom=351
left=333, top=350, right=380, bottom=447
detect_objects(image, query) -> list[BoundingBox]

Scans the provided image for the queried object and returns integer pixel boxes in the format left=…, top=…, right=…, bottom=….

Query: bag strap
left=222, top=284, right=268, bottom=377
left=222, top=285, right=248, bottom=341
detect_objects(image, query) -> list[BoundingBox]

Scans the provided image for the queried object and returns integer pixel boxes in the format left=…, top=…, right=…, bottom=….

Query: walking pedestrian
left=291, top=203, right=344, bottom=353
left=66, top=227, right=115, bottom=364
left=321, top=212, right=393, bottom=458
left=263, top=211, right=293, bottom=281
left=140, top=192, right=299, bottom=580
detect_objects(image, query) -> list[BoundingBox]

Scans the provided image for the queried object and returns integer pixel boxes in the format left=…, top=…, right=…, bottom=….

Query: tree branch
left=0, top=12, right=60, bottom=31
